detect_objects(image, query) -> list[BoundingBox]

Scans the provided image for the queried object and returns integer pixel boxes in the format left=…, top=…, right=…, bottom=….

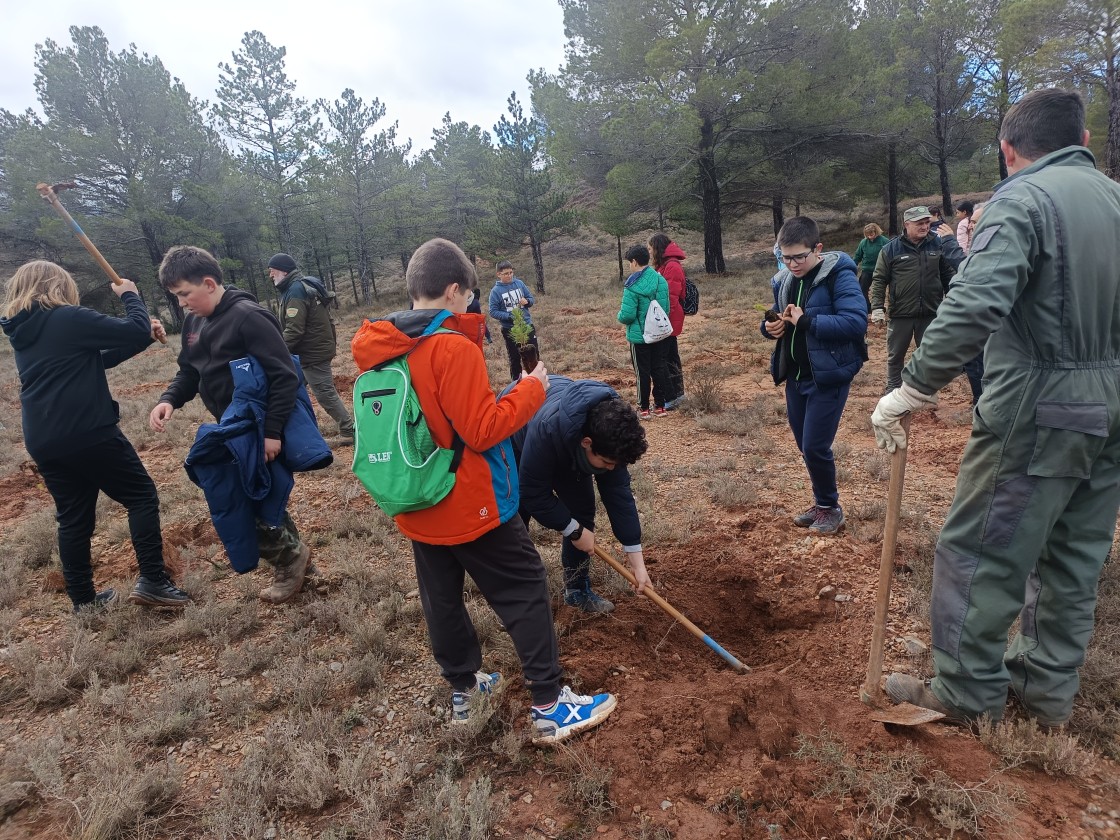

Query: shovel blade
left=869, top=702, right=946, bottom=726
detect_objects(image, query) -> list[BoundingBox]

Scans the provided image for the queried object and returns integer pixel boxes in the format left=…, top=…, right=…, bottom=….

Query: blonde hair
left=3, top=260, right=80, bottom=318
left=863, top=223, right=883, bottom=239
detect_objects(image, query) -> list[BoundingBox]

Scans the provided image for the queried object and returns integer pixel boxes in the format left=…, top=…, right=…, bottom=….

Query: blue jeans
left=785, top=378, right=851, bottom=508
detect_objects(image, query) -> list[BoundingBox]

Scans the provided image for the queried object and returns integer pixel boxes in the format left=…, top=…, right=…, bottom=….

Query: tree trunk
left=698, top=117, right=726, bottom=274
left=1106, top=53, right=1120, bottom=182
left=657, top=205, right=665, bottom=232
left=529, top=229, right=546, bottom=293
left=887, top=142, right=899, bottom=237
left=771, top=194, right=784, bottom=237
left=617, top=235, right=624, bottom=283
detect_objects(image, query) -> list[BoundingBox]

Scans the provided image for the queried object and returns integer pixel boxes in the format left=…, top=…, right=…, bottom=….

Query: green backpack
left=351, top=318, right=464, bottom=516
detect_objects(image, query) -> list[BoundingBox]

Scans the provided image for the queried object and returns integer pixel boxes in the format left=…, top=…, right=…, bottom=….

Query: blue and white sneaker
left=531, top=686, right=617, bottom=744
left=451, top=671, right=502, bottom=723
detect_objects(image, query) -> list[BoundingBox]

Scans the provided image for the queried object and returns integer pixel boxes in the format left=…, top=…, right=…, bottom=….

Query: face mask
left=576, top=444, right=610, bottom=475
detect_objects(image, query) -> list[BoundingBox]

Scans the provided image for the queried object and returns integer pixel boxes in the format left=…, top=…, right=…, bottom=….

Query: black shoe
left=73, top=589, right=117, bottom=614
left=128, top=574, right=190, bottom=608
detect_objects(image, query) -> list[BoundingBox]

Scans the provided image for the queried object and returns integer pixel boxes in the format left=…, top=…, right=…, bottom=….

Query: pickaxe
left=36, top=181, right=166, bottom=343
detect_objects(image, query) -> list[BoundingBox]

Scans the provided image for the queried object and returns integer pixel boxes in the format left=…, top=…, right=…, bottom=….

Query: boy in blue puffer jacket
left=761, top=217, right=867, bottom=535
left=488, top=260, right=538, bottom=382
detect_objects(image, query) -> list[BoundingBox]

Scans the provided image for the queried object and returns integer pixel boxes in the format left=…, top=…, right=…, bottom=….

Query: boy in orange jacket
left=351, top=238, right=617, bottom=744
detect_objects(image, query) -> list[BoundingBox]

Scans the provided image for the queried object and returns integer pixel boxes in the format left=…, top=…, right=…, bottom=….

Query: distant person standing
left=869, top=207, right=965, bottom=392
left=873, top=89, right=1120, bottom=730
left=488, top=260, right=538, bottom=382
left=648, top=233, right=687, bottom=408
left=954, top=201, right=976, bottom=253
left=268, top=253, right=354, bottom=447
left=617, top=244, right=672, bottom=420
left=852, top=223, right=889, bottom=312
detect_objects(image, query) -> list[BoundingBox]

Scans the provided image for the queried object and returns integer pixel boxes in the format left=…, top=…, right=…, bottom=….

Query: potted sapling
left=509, top=306, right=539, bottom=374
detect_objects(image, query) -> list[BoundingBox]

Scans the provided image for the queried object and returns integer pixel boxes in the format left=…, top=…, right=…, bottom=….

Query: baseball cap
left=903, top=207, right=933, bottom=223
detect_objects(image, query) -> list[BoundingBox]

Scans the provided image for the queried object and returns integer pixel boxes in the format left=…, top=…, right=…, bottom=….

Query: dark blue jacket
left=761, top=252, right=867, bottom=388
left=185, top=356, right=331, bottom=572
left=1, top=294, right=153, bottom=461
left=507, top=376, right=641, bottom=549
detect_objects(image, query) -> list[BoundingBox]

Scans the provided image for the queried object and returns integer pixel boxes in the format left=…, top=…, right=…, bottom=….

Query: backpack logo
left=367, top=452, right=392, bottom=463
left=372, top=401, right=383, bottom=416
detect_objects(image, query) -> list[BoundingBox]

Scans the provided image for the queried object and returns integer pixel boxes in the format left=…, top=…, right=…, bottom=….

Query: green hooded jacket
left=275, top=271, right=337, bottom=365
left=617, top=266, right=670, bottom=344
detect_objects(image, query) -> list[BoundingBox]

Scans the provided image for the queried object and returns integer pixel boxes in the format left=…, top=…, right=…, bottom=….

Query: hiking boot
left=259, top=541, right=311, bottom=604
left=808, top=506, right=845, bottom=535
left=73, top=589, right=117, bottom=614
left=564, top=588, right=615, bottom=614
left=451, top=671, right=502, bottom=723
left=128, top=574, right=190, bottom=608
left=531, top=686, right=617, bottom=745
left=327, top=434, right=355, bottom=448
left=638, top=409, right=652, bottom=421
left=885, top=674, right=969, bottom=725
left=652, top=406, right=668, bottom=418
left=793, top=504, right=822, bottom=527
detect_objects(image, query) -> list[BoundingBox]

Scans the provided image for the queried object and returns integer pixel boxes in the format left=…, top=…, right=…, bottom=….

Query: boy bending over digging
left=351, top=237, right=616, bottom=744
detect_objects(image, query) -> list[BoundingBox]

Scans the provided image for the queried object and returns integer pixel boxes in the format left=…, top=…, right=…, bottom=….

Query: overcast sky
left=0, top=0, right=569, bottom=151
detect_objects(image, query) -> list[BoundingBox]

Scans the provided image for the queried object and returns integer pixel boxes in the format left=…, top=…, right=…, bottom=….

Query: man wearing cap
left=871, top=88, right=1120, bottom=729
left=869, top=207, right=965, bottom=392
left=267, top=253, right=355, bottom=446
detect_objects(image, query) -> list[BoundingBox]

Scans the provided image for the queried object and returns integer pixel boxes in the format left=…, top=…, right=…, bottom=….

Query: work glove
left=871, top=309, right=886, bottom=324
left=871, top=383, right=938, bottom=453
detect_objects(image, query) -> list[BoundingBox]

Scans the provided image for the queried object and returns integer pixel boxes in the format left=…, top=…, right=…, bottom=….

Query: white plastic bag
left=642, top=299, right=673, bottom=343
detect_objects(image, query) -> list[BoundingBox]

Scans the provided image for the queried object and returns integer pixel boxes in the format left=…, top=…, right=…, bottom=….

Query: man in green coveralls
left=871, top=88, right=1120, bottom=728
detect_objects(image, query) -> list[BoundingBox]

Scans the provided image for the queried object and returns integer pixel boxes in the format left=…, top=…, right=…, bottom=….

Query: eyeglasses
left=782, top=250, right=816, bottom=265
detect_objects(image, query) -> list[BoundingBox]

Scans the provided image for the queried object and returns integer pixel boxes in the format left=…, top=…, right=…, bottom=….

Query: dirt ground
left=1, top=267, right=1120, bottom=839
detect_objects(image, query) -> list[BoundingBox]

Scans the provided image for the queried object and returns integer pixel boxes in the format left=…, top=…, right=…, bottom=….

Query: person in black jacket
left=149, top=246, right=310, bottom=605
left=0, top=261, right=189, bottom=611
left=509, top=376, right=651, bottom=613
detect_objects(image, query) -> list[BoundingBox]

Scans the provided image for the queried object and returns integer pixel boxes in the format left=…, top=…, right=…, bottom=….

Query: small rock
left=211, top=742, right=224, bottom=752
left=834, top=593, right=852, bottom=603
left=596, top=826, right=609, bottom=833
left=661, top=800, right=673, bottom=811
left=263, top=826, right=277, bottom=840
left=817, top=585, right=836, bottom=599
left=406, top=589, right=420, bottom=599
left=1088, top=805, right=1103, bottom=815
left=219, top=677, right=235, bottom=687
left=521, top=793, right=533, bottom=804
left=329, top=661, right=343, bottom=673
left=903, top=637, right=928, bottom=655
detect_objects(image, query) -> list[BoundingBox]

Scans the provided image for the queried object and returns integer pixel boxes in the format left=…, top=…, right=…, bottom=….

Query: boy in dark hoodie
left=1, top=261, right=189, bottom=611
left=149, top=246, right=311, bottom=604
left=617, top=244, right=672, bottom=419
left=509, top=376, right=652, bottom=614
left=761, top=217, right=868, bottom=535
left=351, top=238, right=617, bottom=745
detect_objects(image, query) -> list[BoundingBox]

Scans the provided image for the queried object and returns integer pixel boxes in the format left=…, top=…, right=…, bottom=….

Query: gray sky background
left=0, top=0, right=568, bottom=151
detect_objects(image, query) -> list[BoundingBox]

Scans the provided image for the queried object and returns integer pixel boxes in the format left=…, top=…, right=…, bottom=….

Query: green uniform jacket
left=275, top=272, right=337, bottom=366
left=853, top=235, right=889, bottom=273
left=870, top=232, right=963, bottom=318
left=617, top=266, right=670, bottom=344
left=905, top=146, right=1120, bottom=405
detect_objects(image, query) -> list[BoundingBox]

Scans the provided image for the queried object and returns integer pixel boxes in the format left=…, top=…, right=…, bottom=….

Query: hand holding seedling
left=783, top=303, right=804, bottom=325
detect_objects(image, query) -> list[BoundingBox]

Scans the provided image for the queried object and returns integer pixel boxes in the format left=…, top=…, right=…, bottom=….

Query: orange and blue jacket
left=351, top=308, right=545, bottom=545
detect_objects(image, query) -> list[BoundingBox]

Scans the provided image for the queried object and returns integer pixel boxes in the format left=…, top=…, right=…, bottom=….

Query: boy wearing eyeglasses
left=761, top=217, right=868, bottom=535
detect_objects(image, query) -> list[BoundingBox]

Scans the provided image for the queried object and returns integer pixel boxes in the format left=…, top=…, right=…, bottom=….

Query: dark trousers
left=885, top=315, right=934, bottom=392
left=36, top=429, right=166, bottom=607
left=663, top=335, right=685, bottom=401
left=963, top=353, right=984, bottom=405
left=412, top=518, right=562, bottom=706
left=785, top=378, right=851, bottom=509
left=858, top=269, right=874, bottom=313
left=521, top=472, right=598, bottom=592
left=500, top=326, right=539, bottom=382
left=630, top=340, right=672, bottom=410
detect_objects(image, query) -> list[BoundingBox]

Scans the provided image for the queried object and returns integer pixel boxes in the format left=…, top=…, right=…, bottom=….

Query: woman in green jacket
left=853, top=223, right=889, bottom=313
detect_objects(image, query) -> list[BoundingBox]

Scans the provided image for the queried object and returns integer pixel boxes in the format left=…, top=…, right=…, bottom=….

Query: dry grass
left=977, top=718, right=1095, bottom=776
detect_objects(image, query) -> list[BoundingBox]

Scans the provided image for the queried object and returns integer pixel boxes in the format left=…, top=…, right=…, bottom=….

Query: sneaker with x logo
left=531, top=685, right=617, bottom=744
